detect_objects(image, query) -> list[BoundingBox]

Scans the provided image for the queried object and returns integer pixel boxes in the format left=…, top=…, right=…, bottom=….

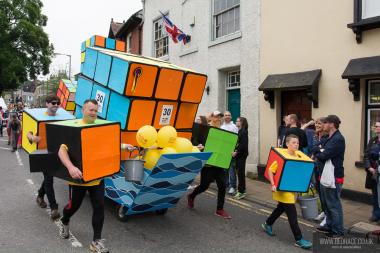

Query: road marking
left=0, top=147, right=11, bottom=150
left=25, top=178, right=83, bottom=248
left=15, top=150, right=24, bottom=166
left=204, top=190, right=315, bottom=228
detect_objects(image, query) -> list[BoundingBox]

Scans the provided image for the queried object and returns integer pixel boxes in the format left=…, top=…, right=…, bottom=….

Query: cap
left=325, top=115, right=341, bottom=125
left=211, top=110, right=223, bottom=117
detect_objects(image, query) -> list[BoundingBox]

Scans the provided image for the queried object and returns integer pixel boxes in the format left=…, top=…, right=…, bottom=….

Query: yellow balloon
left=161, top=147, right=178, bottom=154
left=144, top=149, right=161, bottom=170
left=157, top=126, right=177, bottom=148
left=136, top=125, right=157, bottom=148
left=192, top=146, right=200, bottom=153
left=171, top=137, right=193, bottom=153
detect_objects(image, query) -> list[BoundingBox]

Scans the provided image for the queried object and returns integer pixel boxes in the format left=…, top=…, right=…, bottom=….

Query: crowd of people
left=5, top=97, right=380, bottom=251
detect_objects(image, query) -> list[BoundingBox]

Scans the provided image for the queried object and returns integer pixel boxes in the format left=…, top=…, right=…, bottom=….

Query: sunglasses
left=50, top=101, right=61, bottom=105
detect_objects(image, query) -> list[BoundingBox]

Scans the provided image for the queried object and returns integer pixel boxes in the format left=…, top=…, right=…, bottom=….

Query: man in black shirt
left=282, top=114, right=308, bottom=151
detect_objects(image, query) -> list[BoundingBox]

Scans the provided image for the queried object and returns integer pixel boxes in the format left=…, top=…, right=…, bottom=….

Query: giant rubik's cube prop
left=76, top=35, right=207, bottom=160
left=56, top=79, right=77, bottom=113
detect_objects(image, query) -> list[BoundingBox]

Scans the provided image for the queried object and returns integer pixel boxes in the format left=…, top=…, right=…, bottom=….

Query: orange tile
left=125, top=63, right=158, bottom=98
left=155, top=68, right=184, bottom=100
left=153, top=101, right=178, bottom=129
left=81, top=124, right=120, bottom=181
left=121, top=131, right=139, bottom=160
left=94, top=35, right=105, bottom=47
left=177, top=131, right=192, bottom=141
left=37, top=122, right=47, bottom=149
left=115, top=40, right=126, bottom=51
left=180, top=73, right=207, bottom=103
left=127, top=100, right=156, bottom=131
left=175, top=103, right=198, bottom=129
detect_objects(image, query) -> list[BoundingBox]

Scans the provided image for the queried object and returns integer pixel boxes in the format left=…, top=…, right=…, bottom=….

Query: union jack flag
left=160, top=11, right=190, bottom=45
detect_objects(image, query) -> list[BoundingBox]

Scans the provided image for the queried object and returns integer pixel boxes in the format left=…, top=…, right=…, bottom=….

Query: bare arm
left=58, top=145, right=82, bottom=179
left=267, top=169, right=277, bottom=192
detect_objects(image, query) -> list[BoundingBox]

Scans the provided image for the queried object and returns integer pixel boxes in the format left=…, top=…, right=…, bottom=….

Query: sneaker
left=50, top=209, right=61, bottom=220
left=90, top=239, right=109, bottom=253
left=314, top=212, right=325, bottom=221
left=316, top=226, right=331, bottom=234
left=228, top=187, right=235, bottom=195
left=36, top=196, right=47, bottom=208
left=325, top=232, right=344, bottom=238
left=58, top=220, right=70, bottom=239
left=261, top=222, right=275, bottom=236
left=187, top=194, right=194, bottom=209
left=234, top=192, right=246, bottom=200
left=215, top=209, right=232, bottom=219
left=295, top=238, right=312, bottom=249
left=320, top=217, right=327, bottom=227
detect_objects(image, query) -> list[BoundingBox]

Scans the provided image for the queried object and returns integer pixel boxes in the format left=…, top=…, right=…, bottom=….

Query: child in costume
left=261, top=134, right=312, bottom=250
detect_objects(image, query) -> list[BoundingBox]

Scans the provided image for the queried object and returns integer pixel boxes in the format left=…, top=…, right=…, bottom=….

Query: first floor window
left=153, top=17, right=168, bottom=57
left=362, top=0, right=380, bottom=19
left=213, top=0, right=240, bottom=39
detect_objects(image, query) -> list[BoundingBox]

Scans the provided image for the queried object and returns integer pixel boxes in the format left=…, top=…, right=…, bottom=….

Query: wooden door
left=281, top=90, right=311, bottom=121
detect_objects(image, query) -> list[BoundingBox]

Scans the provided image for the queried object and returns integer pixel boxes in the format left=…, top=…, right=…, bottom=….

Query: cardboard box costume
left=264, top=148, right=314, bottom=193
left=22, top=108, right=75, bottom=154
left=29, top=119, right=121, bottom=183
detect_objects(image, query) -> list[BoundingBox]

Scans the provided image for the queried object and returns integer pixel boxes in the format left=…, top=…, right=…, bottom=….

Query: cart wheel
left=116, top=205, right=128, bottom=222
left=155, top=208, right=168, bottom=215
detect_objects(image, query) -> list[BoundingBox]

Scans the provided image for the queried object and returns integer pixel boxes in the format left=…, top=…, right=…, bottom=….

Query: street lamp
left=54, top=52, right=72, bottom=79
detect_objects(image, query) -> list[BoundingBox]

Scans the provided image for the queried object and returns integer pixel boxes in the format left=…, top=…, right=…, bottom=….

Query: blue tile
left=106, top=92, right=130, bottom=129
left=91, top=84, right=111, bottom=119
left=75, top=76, right=94, bottom=106
left=82, top=48, right=98, bottom=79
left=106, top=38, right=116, bottom=50
left=90, top=36, right=95, bottom=47
left=279, top=161, right=314, bottom=192
left=108, top=57, right=129, bottom=94
left=94, top=52, right=112, bottom=87
left=81, top=41, right=86, bottom=52
left=75, top=105, right=83, bottom=118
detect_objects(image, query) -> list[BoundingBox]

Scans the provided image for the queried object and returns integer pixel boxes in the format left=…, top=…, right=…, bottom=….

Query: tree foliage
left=0, top=0, right=54, bottom=93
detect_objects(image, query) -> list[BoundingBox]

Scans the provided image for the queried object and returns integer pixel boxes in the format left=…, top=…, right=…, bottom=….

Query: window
left=213, top=0, right=240, bottom=40
left=348, top=0, right=380, bottom=43
left=153, top=18, right=169, bottom=57
left=226, top=70, right=240, bottom=89
left=366, top=80, right=380, bottom=141
left=127, top=34, right=132, bottom=53
left=362, top=0, right=380, bottom=19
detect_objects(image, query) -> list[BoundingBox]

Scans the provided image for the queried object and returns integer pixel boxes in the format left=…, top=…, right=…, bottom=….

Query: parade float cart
left=264, top=148, right=314, bottom=193
left=105, top=152, right=211, bottom=221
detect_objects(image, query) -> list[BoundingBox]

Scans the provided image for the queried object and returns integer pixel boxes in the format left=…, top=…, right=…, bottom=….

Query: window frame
left=348, top=0, right=380, bottom=43
left=226, top=70, right=241, bottom=90
left=212, top=0, right=240, bottom=40
left=365, top=79, right=380, bottom=144
left=153, top=16, right=169, bottom=58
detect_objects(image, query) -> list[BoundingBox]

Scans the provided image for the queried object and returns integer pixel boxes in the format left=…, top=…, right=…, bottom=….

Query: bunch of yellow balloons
left=135, top=125, right=201, bottom=169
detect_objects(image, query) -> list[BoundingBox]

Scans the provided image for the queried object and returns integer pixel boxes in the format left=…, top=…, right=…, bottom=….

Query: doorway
left=281, top=90, right=312, bottom=122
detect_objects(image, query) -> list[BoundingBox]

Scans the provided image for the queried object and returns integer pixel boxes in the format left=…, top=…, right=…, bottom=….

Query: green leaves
left=0, top=0, right=53, bottom=93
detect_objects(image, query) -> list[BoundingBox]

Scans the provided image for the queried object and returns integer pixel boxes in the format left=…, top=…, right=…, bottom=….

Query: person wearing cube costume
left=57, top=99, right=129, bottom=253
left=261, top=135, right=313, bottom=249
left=25, top=94, right=75, bottom=220
left=188, top=110, right=238, bottom=219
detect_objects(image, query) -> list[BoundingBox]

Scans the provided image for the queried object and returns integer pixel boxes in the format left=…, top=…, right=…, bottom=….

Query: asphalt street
left=0, top=134, right=314, bottom=253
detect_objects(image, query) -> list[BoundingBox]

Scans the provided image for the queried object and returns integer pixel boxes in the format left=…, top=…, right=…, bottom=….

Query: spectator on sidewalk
left=310, top=117, right=328, bottom=224
left=9, top=114, right=21, bottom=152
left=58, top=99, right=124, bottom=253
left=7, top=103, right=17, bottom=145
left=315, top=115, right=345, bottom=237
left=0, top=106, right=4, bottom=137
left=363, top=121, right=380, bottom=222
left=221, top=111, right=239, bottom=195
left=262, top=134, right=312, bottom=249
left=232, top=117, right=249, bottom=200
left=187, top=110, right=232, bottom=219
left=301, top=119, right=315, bottom=156
left=282, top=114, right=308, bottom=153
left=277, top=115, right=289, bottom=148
left=29, top=94, right=61, bottom=220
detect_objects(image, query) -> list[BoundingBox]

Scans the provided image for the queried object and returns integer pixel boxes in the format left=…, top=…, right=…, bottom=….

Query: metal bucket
left=124, top=159, right=145, bottom=183
left=298, top=195, right=319, bottom=220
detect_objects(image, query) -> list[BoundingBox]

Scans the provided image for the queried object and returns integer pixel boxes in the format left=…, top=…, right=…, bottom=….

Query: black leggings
left=190, top=166, right=226, bottom=210
left=38, top=172, right=58, bottom=210
left=266, top=202, right=302, bottom=241
left=61, top=181, right=105, bottom=241
left=236, top=155, right=247, bottom=193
